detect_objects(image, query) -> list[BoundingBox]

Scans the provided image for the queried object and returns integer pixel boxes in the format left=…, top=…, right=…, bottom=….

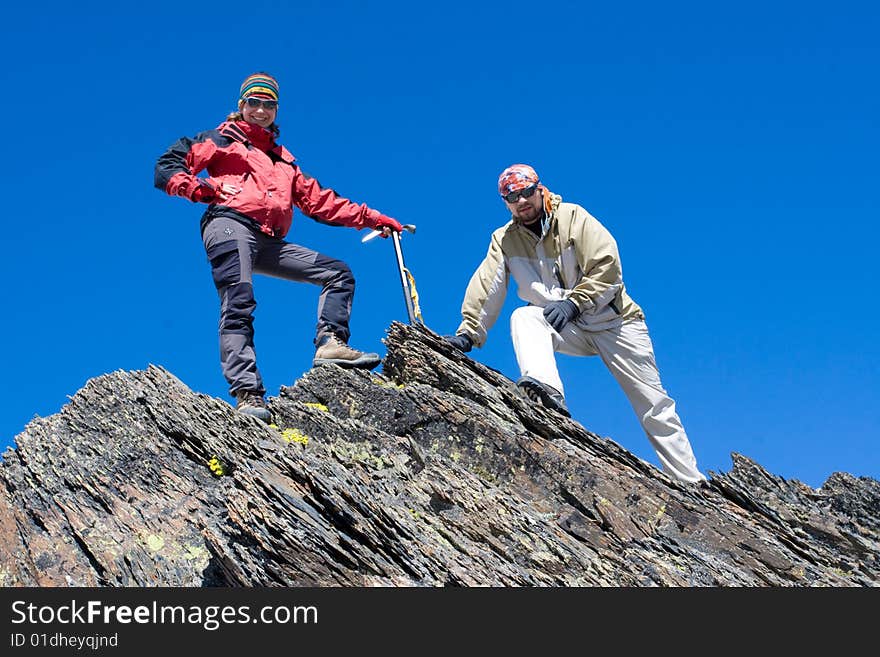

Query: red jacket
left=155, top=120, right=387, bottom=238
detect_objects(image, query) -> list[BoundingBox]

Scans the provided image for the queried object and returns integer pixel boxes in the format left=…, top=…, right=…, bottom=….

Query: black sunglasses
left=502, top=184, right=539, bottom=203
left=244, top=97, right=278, bottom=110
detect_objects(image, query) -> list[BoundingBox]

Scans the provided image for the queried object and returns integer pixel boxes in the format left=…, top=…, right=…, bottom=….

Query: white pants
left=510, top=306, right=706, bottom=483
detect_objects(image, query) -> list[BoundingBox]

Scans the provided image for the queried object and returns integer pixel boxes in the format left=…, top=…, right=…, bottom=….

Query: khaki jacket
left=456, top=193, right=644, bottom=347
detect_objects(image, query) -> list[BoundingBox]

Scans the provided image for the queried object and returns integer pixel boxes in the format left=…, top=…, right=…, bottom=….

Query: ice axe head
left=361, top=224, right=416, bottom=243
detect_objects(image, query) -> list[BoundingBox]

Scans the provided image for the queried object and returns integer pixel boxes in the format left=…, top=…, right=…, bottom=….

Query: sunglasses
left=502, top=184, right=539, bottom=203
left=244, top=97, right=278, bottom=111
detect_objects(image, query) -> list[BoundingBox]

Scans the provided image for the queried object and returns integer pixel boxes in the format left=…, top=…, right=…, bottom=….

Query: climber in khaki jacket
left=443, top=164, right=706, bottom=484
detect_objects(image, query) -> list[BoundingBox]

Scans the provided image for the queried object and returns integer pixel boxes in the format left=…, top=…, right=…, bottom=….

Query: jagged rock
left=0, top=322, right=876, bottom=586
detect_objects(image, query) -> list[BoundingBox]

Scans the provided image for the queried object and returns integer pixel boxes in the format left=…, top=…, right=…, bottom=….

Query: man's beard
left=513, top=204, right=542, bottom=225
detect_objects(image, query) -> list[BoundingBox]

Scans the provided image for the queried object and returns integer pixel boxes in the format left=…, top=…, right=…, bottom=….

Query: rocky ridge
left=0, top=322, right=876, bottom=586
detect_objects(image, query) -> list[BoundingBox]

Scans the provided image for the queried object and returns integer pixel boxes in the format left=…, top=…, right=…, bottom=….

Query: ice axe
left=361, top=224, right=423, bottom=325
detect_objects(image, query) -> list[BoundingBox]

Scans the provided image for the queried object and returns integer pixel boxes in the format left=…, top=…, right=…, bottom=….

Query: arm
left=291, top=168, right=399, bottom=231
left=456, top=231, right=509, bottom=348
left=565, top=210, right=624, bottom=314
left=154, top=133, right=219, bottom=202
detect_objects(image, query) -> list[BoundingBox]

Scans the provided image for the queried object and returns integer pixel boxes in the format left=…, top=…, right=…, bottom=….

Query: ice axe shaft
left=361, top=224, right=421, bottom=324
left=392, top=230, right=419, bottom=324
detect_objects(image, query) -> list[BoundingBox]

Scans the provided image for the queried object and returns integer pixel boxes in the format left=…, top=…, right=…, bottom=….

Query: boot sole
left=313, top=354, right=381, bottom=370
left=238, top=407, right=272, bottom=423
left=516, top=377, right=571, bottom=417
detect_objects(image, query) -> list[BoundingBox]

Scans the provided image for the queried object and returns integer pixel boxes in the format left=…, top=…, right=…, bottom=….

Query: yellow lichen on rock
left=145, top=534, right=165, bottom=552
left=208, top=456, right=225, bottom=476
left=281, top=428, right=310, bottom=446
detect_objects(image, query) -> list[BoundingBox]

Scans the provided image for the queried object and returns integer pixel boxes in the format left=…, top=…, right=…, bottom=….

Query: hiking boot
left=313, top=335, right=381, bottom=369
left=516, top=376, right=571, bottom=418
left=235, top=390, right=272, bottom=423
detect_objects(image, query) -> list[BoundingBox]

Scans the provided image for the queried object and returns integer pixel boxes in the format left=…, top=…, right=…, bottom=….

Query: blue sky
left=1, top=1, right=877, bottom=489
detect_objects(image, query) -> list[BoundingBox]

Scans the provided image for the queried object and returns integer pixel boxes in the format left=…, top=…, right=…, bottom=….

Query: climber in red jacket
left=155, top=72, right=402, bottom=422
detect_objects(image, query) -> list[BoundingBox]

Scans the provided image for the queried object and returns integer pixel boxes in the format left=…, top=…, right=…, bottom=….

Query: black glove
left=542, top=299, right=579, bottom=332
left=443, top=334, right=473, bottom=353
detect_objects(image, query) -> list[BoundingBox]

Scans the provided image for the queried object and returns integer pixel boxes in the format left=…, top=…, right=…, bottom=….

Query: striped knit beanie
left=239, top=72, right=279, bottom=103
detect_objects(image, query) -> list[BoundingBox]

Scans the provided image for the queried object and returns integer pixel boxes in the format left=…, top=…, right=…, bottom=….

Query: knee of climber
left=510, top=305, right=547, bottom=330
left=330, top=261, right=355, bottom=290
left=220, top=282, right=257, bottom=333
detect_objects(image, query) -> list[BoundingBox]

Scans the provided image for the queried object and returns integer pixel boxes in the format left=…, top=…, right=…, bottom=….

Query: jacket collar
left=218, top=120, right=276, bottom=152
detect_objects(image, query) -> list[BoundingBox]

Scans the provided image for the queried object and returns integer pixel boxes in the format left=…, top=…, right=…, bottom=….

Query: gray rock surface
left=1, top=322, right=876, bottom=586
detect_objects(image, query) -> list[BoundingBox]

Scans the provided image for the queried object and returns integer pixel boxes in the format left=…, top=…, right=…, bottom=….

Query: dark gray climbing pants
left=202, top=216, right=356, bottom=396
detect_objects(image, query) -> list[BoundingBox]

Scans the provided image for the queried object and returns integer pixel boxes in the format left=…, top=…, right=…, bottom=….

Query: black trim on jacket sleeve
left=154, top=129, right=231, bottom=190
